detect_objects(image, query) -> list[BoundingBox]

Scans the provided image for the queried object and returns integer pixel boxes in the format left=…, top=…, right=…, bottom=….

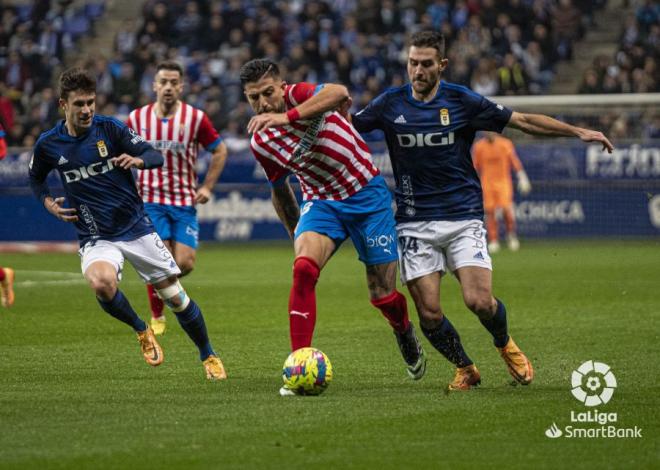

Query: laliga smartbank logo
left=544, top=361, right=642, bottom=439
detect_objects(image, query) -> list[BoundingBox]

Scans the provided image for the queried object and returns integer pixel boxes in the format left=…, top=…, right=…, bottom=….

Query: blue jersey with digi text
left=352, top=81, right=513, bottom=222
left=29, top=115, right=163, bottom=246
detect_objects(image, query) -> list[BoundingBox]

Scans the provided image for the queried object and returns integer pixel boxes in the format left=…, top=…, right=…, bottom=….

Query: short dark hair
left=240, top=58, right=280, bottom=86
left=410, top=31, right=446, bottom=58
left=59, top=67, right=96, bottom=99
left=156, top=60, right=184, bottom=77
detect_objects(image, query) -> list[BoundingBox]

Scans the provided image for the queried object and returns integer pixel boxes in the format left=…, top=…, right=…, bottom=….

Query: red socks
left=0, top=267, right=5, bottom=282
left=288, top=256, right=320, bottom=351
left=371, top=290, right=411, bottom=333
left=147, top=284, right=164, bottom=319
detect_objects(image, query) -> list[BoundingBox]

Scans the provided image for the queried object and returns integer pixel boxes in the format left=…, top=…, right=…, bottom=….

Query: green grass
left=0, top=240, right=658, bottom=469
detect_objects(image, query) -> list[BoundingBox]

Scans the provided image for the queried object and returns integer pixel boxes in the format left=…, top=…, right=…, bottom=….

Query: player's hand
left=195, top=186, right=212, bottom=204
left=247, top=113, right=289, bottom=134
left=577, top=129, right=614, bottom=153
left=112, top=153, right=144, bottom=170
left=47, top=197, right=78, bottom=223
left=517, top=171, right=532, bottom=196
left=337, top=96, right=353, bottom=121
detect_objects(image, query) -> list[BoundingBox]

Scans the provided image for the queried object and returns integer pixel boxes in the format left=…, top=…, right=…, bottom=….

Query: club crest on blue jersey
left=440, top=108, right=450, bottom=126
left=96, top=140, right=109, bottom=157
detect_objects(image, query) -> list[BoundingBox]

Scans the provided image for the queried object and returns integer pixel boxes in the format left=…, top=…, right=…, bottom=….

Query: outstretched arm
left=271, top=180, right=300, bottom=240
left=247, top=84, right=350, bottom=134
left=508, top=111, right=614, bottom=153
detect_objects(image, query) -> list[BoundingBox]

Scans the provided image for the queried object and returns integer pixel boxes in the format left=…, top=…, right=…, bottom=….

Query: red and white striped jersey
left=127, top=102, right=221, bottom=206
left=249, top=83, right=379, bottom=201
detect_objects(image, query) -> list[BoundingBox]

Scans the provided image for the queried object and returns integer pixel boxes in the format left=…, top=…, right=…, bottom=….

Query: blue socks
left=422, top=316, right=473, bottom=368
left=479, top=298, right=510, bottom=348
left=97, top=290, right=147, bottom=332
left=174, top=300, right=215, bottom=361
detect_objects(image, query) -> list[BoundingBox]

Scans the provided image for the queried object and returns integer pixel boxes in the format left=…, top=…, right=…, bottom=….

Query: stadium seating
left=0, top=0, right=656, bottom=145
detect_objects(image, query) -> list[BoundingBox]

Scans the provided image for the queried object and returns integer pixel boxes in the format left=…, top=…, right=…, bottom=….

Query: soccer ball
left=282, top=347, right=333, bottom=396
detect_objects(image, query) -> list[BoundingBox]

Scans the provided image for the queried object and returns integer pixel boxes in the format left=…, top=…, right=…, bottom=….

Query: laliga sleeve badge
left=96, top=140, right=109, bottom=157
left=440, top=108, right=450, bottom=126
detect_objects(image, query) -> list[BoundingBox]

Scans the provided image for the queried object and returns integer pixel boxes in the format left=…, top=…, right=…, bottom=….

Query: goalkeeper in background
left=473, top=132, right=531, bottom=253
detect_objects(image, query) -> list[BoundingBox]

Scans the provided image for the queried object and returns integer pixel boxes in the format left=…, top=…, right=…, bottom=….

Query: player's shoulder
left=94, top=114, right=127, bottom=129
left=379, top=84, right=408, bottom=101
left=128, top=103, right=152, bottom=118
left=34, top=122, right=63, bottom=150
left=440, top=81, right=481, bottom=98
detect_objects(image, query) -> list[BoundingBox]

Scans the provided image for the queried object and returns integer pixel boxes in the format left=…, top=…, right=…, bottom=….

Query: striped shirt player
left=126, top=61, right=228, bottom=335
left=127, top=102, right=222, bottom=207
left=241, top=59, right=425, bottom=393
left=250, top=83, right=379, bottom=202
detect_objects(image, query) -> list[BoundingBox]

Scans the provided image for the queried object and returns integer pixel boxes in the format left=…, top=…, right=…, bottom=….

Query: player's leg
left=152, top=276, right=225, bottom=380
left=80, top=241, right=162, bottom=366
left=289, top=230, right=336, bottom=351
left=448, top=221, right=533, bottom=385
left=365, top=260, right=426, bottom=380
left=123, top=232, right=225, bottom=379
left=503, top=203, right=520, bottom=251
left=171, top=242, right=196, bottom=276
left=170, top=206, right=199, bottom=277
left=344, top=176, right=425, bottom=379
left=143, top=203, right=171, bottom=329
left=484, top=191, right=500, bottom=253
left=456, top=266, right=533, bottom=384
left=397, top=221, right=478, bottom=389
left=0, top=266, right=15, bottom=307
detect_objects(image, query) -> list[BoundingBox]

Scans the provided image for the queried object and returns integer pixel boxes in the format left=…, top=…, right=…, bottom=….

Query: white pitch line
left=16, top=270, right=82, bottom=278
left=17, top=280, right=88, bottom=287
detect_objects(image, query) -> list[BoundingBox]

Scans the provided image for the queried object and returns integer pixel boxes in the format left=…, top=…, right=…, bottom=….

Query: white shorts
left=79, top=232, right=181, bottom=284
left=397, top=219, right=492, bottom=283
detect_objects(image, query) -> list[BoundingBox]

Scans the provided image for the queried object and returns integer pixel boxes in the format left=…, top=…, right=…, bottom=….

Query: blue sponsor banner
left=1, top=142, right=659, bottom=242
left=514, top=187, right=660, bottom=237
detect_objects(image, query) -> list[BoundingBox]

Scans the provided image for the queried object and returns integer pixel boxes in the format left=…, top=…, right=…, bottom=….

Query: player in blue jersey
left=28, top=67, right=227, bottom=380
left=352, top=31, right=613, bottom=391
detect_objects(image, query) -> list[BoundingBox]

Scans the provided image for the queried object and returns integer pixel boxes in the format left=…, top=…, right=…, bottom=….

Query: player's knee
left=464, top=293, right=493, bottom=318
left=292, top=257, right=320, bottom=286
left=156, top=280, right=190, bottom=312
left=87, top=274, right=117, bottom=299
left=178, top=260, right=194, bottom=277
left=414, top=299, right=444, bottom=325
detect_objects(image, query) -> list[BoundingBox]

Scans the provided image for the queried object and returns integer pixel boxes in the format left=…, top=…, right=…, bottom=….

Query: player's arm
left=507, top=140, right=531, bottom=195
left=247, top=83, right=350, bottom=134
left=351, top=92, right=386, bottom=133
left=508, top=112, right=614, bottom=153
left=28, top=146, right=78, bottom=222
left=196, top=115, right=228, bottom=204
left=111, top=118, right=164, bottom=170
left=196, top=141, right=228, bottom=204
left=271, top=178, right=300, bottom=240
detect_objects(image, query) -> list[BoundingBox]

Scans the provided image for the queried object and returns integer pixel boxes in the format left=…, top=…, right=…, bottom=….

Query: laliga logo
left=571, top=360, right=617, bottom=407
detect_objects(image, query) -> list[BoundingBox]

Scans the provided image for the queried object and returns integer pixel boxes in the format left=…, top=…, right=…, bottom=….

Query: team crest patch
left=440, top=108, right=450, bottom=126
left=96, top=140, right=109, bottom=157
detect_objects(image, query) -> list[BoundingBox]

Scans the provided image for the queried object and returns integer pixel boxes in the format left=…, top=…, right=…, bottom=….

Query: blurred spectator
left=551, top=0, right=583, bottom=60
left=498, top=53, right=528, bottom=95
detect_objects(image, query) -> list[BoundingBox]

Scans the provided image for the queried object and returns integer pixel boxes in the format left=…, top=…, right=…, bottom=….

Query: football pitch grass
left=0, top=239, right=658, bottom=469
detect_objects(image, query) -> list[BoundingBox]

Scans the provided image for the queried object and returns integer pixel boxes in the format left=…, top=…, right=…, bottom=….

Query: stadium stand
left=4, top=0, right=649, bottom=143
left=0, top=0, right=107, bottom=147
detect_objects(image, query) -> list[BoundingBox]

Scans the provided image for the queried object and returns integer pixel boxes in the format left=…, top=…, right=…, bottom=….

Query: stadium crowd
left=0, top=0, right=656, bottom=146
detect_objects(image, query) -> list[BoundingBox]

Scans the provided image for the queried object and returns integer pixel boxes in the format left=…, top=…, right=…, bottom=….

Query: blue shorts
left=144, top=203, right=199, bottom=249
left=294, top=175, right=397, bottom=265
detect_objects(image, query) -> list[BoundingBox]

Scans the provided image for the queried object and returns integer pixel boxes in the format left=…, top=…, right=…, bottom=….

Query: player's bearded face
left=61, top=91, right=95, bottom=133
left=244, top=76, right=286, bottom=115
left=154, top=70, right=183, bottom=106
left=407, top=46, right=447, bottom=96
